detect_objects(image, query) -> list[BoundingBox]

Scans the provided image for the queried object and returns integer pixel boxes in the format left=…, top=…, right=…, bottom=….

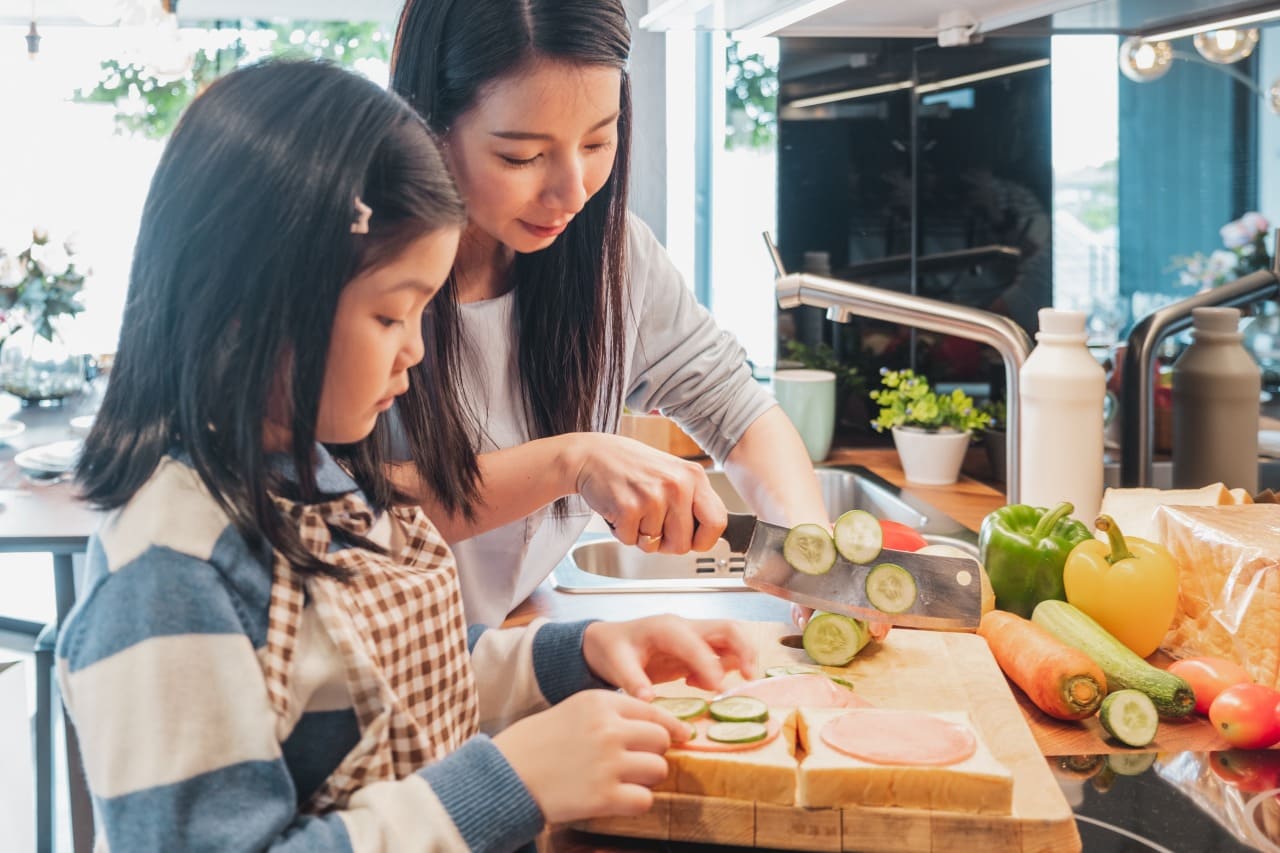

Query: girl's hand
left=582, top=615, right=760, bottom=699
left=571, top=433, right=726, bottom=555
left=492, top=690, right=689, bottom=823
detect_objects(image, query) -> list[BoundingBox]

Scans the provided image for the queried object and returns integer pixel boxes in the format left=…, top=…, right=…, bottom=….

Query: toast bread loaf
left=1158, top=504, right=1280, bottom=689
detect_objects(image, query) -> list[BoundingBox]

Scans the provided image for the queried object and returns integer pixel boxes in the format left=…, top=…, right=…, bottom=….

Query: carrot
left=978, top=609, right=1107, bottom=721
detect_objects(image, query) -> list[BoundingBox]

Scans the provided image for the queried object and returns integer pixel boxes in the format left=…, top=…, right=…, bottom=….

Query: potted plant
left=979, top=399, right=1008, bottom=483
left=870, top=368, right=990, bottom=485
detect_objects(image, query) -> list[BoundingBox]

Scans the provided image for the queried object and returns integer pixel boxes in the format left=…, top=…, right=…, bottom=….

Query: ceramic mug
left=772, top=369, right=836, bottom=462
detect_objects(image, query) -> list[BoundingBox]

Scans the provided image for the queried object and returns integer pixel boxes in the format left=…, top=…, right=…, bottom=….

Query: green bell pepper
left=978, top=502, right=1093, bottom=619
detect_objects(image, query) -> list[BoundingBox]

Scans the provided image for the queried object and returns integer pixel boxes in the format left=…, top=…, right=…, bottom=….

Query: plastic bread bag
left=1156, top=750, right=1280, bottom=851
left=1156, top=504, right=1280, bottom=689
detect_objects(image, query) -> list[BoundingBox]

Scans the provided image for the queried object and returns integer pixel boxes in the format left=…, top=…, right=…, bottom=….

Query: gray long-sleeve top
left=440, top=214, right=775, bottom=626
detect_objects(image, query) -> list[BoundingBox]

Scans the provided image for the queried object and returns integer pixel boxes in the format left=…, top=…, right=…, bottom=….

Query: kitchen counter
left=507, top=448, right=1274, bottom=852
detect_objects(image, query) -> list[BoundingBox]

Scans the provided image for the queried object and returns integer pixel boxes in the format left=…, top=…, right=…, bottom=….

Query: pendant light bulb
left=1193, top=28, right=1259, bottom=64
left=1119, top=37, right=1173, bottom=83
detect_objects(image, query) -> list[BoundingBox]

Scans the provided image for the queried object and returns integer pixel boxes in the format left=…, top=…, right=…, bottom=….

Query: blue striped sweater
left=56, top=449, right=605, bottom=852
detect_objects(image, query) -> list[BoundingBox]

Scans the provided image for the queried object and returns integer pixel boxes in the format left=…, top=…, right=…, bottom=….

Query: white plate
left=15, top=440, right=83, bottom=475
left=0, top=420, right=24, bottom=444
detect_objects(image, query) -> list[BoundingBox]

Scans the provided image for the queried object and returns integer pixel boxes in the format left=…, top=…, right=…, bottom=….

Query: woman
left=390, top=0, right=828, bottom=626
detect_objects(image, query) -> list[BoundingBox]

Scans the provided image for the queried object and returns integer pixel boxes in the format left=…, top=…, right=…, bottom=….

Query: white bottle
left=1018, top=309, right=1106, bottom=522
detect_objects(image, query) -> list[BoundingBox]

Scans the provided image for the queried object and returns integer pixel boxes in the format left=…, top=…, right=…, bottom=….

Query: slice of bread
left=1097, top=482, right=1233, bottom=543
left=665, top=708, right=799, bottom=806
left=795, top=708, right=1013, bottom=814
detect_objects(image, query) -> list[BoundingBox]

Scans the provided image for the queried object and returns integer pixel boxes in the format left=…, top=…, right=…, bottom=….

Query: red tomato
left=880, top=520, right=927, bottom=552
left=1210, top=749, right=1280, bottom=793
left=1168, top=656, right=1254, bottom=715
left=1209, top=683, right=1280, bottom=749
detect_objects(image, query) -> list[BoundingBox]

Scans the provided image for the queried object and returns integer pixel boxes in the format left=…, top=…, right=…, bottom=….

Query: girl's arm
left=722, top=405, right=830, bottom=526
left=58, top=551, right=543, bottom=853
left=391, top=432, right=727, bottom=552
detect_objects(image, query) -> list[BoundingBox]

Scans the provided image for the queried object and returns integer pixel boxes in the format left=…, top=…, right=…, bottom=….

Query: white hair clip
left=351, top=197, right=373, bottom=235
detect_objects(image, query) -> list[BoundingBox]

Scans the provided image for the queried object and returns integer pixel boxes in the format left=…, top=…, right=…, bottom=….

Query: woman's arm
left=723, top=406, right=829, bottom=527
left=392, top=432, right=726, bottom=552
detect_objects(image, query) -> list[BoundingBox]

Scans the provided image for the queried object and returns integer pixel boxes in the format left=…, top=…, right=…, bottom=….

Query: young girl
left=61, top=60, right=756, bottom=851
left=388, top=0, right=831, bottom=628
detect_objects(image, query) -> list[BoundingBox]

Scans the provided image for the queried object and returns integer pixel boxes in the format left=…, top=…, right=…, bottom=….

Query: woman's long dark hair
left=391, top=0, right=631, bottom=517
left=76, top=59, right=469, bottom=576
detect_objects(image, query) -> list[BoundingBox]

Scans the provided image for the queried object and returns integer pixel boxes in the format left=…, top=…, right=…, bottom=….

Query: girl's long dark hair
left=391, top=0, right=631, bottom=517
left=76, top=59, right=469, bottom=576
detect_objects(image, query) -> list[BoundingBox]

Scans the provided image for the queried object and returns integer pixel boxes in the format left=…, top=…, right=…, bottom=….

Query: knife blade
left=719, top=511, right=982, bottom=631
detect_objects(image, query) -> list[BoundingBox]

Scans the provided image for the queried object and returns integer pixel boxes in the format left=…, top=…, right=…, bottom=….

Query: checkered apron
left=259, top=492, right=480, bottom=813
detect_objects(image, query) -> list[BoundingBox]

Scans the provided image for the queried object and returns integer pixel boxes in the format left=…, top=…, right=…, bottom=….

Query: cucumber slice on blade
left=651, top=696, right=709, bottom=720
left=783, top=524, right=837, bottom=575
left=706, top=721, right=768, bottom=744
left=833, top=509, right=883, bottom=564
left=1099, top=689, right=1159, bottom=748
left=708, top=696, right=769, bottom=723
left=865, top=562, right=917, bottom=614
left=802, top=612, right=870, bottom=666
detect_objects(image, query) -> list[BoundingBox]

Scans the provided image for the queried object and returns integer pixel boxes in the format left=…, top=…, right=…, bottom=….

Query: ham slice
left=720, top=674, right=872, bottom=709
left=820, top=709, right=977, bottom=766
left=679, top=716, right=784, bottom=753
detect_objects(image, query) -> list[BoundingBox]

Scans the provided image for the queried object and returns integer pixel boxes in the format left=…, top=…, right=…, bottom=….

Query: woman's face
left=315, top=227, right=460, bottom=444
left=445, top=59, right=621, bottom=254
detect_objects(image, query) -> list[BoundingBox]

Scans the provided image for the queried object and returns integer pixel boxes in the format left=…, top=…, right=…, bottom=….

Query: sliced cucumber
left=865, top=562, right=917, bottom=614
left=1099, top=689, right=1159, bottom=748
left=783, top=524, right=837, bottom=575
left=802, top=612, right=870, bottom=666
left=651, top=696, right=709, bottom=720
left=706, top=721, right=768, bottom=744
left=765, top=663, right=822, bottom=678
left=708, top=696, right=769, bottom=723
left=833, top=509, right=883, bottom=564
left=1107, top=751, right=1157, bottom=776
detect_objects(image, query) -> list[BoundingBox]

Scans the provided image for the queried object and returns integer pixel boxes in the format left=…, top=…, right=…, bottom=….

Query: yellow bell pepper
left=1063, top=515, right=1179, bottom=658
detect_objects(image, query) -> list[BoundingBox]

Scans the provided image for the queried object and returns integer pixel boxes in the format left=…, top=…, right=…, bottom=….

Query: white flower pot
left=891, top=426, right=972, bottom=486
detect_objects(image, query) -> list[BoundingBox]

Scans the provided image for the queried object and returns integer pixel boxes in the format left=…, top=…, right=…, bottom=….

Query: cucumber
left=651, top=696, right=708, bottom=720
left=865, top=563, right=917, bottom=613
left=706, top=721, right=768, bottom=744
left=708, top=696, right=768, bottom=723
left=765, top=664, right=822, bottom=677
left=783, top=524, right=837, bottom=575
left=764, top=663, right=855, bottom=689
left=1098, top=689, right=1159, bottom=748
left=833, top=509, right=882, bottom=563
left=1107, top=751, right=1157, bottom=776
left=1031, top=600, right=1194, bottom=719
left=802, top=612, right=870, bottom=666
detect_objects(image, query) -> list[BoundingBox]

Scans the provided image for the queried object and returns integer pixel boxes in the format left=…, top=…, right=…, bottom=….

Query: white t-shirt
left=408, top=214, right=775, bottom=626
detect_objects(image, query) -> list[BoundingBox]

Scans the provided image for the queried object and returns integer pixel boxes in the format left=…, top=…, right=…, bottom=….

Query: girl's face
left=316, top=228, right=460, bottom=444
left=445, top=59, right=621, bottom=254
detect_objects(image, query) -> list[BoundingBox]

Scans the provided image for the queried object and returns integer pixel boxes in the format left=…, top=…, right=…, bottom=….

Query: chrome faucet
left=1119, top=236, right=1280, bottom=487
left=768, top=237, right=1033, bottom=503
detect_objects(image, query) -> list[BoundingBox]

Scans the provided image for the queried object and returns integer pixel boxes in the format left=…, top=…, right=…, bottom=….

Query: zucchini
left=1031, top=600, right=1194, bottom=719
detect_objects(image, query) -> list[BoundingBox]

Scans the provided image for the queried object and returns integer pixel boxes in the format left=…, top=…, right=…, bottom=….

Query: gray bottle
left=1171, top=307, right=1261, bottom=492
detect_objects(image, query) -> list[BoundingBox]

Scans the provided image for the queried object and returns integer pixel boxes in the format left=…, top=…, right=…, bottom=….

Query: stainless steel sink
left=549, top=465, right=979, bottom=594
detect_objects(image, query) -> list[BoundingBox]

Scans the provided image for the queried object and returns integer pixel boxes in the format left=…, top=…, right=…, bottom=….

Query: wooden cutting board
left=575, top=622, right=1081, bottom=852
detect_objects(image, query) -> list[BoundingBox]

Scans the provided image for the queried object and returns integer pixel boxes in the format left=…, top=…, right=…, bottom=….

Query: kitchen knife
left=720, top=512, right=982, bottom=631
